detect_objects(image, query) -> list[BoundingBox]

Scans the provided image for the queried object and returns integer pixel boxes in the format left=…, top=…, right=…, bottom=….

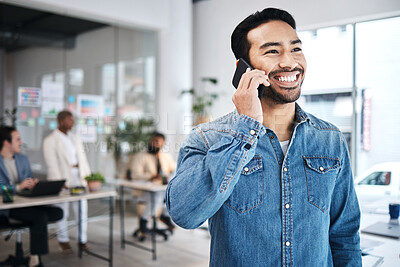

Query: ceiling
left=0, top=3, right=107, bottom=52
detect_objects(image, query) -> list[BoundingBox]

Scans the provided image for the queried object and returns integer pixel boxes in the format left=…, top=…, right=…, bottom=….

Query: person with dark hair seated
left=0, top=126, right=63, bottom=267
left=129, top=132, right=176, bottom=241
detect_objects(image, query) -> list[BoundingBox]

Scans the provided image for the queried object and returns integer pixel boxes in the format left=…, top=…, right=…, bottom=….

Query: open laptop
left=361, top=221, right=400, bottom=239
left=17, top=180, right=66, bottom=197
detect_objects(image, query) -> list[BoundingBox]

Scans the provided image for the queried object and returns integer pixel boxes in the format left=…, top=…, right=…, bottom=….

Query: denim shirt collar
left=232, top=102, right=311, bottom=126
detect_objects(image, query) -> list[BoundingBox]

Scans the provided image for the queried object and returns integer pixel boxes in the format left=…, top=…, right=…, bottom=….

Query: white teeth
left=278, top=76, right=296, bottom=82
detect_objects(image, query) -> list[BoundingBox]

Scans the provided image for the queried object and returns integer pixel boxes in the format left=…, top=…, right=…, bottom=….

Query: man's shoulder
left=44, top=130, right=58, bottom=140
left=133, top=151, right=151, bottom=160
left=305, top=112, right=340, bottom=132
left=195, top=111, right=237, bottom=132
left=183, top=111, right=238, bottom=149
left=14, top=153, right=29, bottom=162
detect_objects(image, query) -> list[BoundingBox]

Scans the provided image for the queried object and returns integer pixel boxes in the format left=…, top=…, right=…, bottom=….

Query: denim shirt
left=166, top=104, right=361, bottom=267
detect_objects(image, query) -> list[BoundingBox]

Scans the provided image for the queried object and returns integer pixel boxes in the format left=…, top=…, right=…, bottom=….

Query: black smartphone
left=232, top=58, right=265, bottom=99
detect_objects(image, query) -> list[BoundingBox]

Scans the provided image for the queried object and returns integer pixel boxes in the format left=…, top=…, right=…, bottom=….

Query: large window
left=355, top=17, right=400, bottom=175
left=298, top=17, right=400, bottom=176
left=299, top=25, right=354, bottom=93
left=298, top=25, right=354, bottom=152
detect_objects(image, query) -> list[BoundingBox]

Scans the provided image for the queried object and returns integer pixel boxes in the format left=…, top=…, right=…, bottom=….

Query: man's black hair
left=0, top=126, right=17, bottom=151
left=231, top=8, right=296, bottom=64
left=151, top=132, right=165, bottom=140
left=57, top=110, right=73, bottom=123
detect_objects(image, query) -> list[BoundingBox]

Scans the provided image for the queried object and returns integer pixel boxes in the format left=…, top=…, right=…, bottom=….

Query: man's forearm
left=167, top=115, right=264, bottom=229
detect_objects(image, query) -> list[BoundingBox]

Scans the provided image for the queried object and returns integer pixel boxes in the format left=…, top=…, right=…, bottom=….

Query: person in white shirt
left=43, top=111, right=91, bottom=254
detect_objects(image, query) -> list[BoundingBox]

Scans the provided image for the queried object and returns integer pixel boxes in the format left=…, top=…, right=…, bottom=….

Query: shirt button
left=243, top=167, right=249, bottom=172
left=285, top=241, right=291, bottom=246
left=283, top=167, right=288, bottom=172
left=244, top=143, right=252, bottom=150
left=285, top=204, right=290, bottom=209
left=250, top=129, right=256, bottom=135
left=319, top=166, right=324, bottom=171
left=270, top=135, right=275, bottom=140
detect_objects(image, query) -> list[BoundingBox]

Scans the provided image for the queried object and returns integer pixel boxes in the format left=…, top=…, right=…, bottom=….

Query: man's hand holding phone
left=232, top=59, right=270, bottom=123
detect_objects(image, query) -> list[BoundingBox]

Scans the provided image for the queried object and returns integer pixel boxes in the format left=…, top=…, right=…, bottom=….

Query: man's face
left=10, top=130, right=22, bottom=154
left=150, top=136, right=165, bottom=150
left=148, top=136, right=165, bottom=154
left=247, top=20, right=307, bottom=104
left=60, top=115, right=75, bottom=131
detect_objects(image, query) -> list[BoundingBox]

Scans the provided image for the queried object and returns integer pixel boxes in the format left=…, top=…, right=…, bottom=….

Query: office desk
left=118, top=180, right=167, bottom=260
left=0, top=189, right=116, bottom=267
left=360, top=212, right=400, bottom=267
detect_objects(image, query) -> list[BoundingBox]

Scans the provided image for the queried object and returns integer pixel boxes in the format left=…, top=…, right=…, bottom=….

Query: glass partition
left=4, top=25, right=158, bottom=179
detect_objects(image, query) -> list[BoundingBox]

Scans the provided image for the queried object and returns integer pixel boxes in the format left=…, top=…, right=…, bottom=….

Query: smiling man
left=166, top=8, right=361, bottom=267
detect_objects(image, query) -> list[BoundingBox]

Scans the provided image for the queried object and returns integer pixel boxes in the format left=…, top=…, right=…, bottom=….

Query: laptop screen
left=18, top=180, right=66, bottom=197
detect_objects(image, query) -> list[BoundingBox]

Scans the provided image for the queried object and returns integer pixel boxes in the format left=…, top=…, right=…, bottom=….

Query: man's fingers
left=236, top=68, right=252, bottom=91
left=238, top=69, right=268, bottom=93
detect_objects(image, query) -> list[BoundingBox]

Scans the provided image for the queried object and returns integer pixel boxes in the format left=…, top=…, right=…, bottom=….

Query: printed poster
left=41, top=81, right=65, bottom=117
left=18, top=87, right=41, bottom=107
left=77, top=94, right=104, bottom=118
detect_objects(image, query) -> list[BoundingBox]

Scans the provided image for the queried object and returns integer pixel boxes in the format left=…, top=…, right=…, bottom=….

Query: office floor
left=0, top=199, right=210, bottom=267
left=1, top=199, right=399, bottom=267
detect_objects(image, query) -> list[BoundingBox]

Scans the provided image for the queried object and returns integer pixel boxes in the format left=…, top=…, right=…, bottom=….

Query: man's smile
left=269, top=69, right=303, bottom=89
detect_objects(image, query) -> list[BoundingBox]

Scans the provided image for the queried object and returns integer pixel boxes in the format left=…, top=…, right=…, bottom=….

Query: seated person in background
left=0, top=126, right=63, bottom=267
left=130, top=132, right=176, bottom=241
left=43, top=110, right=92, bottom=254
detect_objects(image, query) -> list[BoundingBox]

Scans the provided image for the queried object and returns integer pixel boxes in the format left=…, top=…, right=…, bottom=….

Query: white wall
left=193, top=0, right=400, bottom=119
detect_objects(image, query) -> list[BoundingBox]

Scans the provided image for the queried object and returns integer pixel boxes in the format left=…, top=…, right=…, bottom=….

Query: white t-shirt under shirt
left=280, top=140, right=290, bottom=156
left=56, top=129, right=82, bottom=187
left=3, top=157, right=18, bottom=186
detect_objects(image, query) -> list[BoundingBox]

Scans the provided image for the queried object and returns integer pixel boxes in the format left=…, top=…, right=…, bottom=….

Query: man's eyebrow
left=292, top=39, right=302, bottom=45
left=259, top=42, right=281, bottom=50
left=259, top=39, right=302, bottom=49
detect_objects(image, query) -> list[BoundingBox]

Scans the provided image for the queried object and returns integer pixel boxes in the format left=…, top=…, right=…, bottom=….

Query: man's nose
left=279, top=52, right=298, bottom=70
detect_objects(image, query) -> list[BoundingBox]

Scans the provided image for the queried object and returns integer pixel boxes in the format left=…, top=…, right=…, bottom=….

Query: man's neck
left=0, top=148, right=14, bottom=159
left=261, top=100, right=296, bottom=141
left=58, top=127, right=68, bottom=135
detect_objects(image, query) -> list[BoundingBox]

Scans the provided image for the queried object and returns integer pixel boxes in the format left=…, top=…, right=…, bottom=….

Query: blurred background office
left=1, top=0, right=399, bottom=181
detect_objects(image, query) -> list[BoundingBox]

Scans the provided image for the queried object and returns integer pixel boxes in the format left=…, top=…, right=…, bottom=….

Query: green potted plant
left=106, top=118, right=157, bottom=179
left=0, top=107, right=18, bottom=127
left=84, top=172, right=105, bottom=192
left=106, top=118, right=156, bottom=161
left=180, top=77, right=219, bottom=125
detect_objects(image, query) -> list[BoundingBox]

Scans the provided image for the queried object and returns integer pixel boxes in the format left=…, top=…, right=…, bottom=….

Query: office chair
left=0, top=215, right=30, bottom=267
left=132, top=218, right=170, bottom=242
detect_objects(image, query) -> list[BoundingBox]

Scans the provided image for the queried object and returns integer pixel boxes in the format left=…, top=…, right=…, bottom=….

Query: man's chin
left=262, top=86, right=301, bottom=104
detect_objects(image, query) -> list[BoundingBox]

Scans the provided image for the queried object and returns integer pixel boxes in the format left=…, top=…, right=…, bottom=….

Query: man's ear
left=2, top=140, right=9, bottom=148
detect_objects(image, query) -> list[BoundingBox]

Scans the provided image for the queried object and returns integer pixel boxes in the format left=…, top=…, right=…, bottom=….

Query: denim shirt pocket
left=225, top=154, right=263, bottom=213
left=303, top=156, right=340, bottom=212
